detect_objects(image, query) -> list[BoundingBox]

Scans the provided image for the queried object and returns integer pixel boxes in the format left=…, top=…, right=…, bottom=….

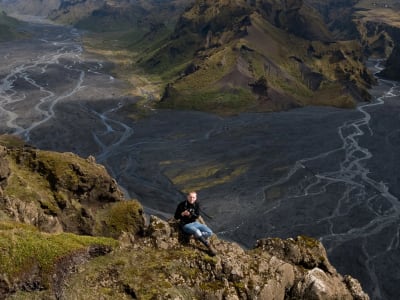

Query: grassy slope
left=0, top=221, right=118, bottom=290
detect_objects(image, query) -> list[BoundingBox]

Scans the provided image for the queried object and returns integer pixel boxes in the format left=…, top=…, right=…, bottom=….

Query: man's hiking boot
left=206, top=244, right=217, bottom=257
left=199, top=236, right=217, bottom=256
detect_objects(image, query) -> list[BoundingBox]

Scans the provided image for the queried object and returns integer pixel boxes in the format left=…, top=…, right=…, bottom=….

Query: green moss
left=233, top=281, right=246, bottom=290
left=0, top=134, right=25, bottom=148
left=159, top=87, right=257, bottom=115
left=298, top=235, right=320, bottom=248
left=0, top=221, right=118, bottom=286
left=63, top=246, right=200, bottom=299
left=4, top=157, right=54, bottom=205
left=199, top=280, right=225, bottom=291
left=164, top=160, right=250, bottom=192
left=36, top=151, right=83, bottom=187
left=96, top=200, right=144, bottom=238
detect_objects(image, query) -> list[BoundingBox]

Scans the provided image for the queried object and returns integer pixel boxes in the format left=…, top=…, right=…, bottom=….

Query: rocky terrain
left=0, top=135, right=369, bottom=299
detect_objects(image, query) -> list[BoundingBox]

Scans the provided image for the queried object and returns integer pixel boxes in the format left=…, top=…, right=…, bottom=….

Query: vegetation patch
left=62, top=245, right=200, bottom=299
left=164, top=160, right=250, bottom=192
left=0, top=134, right=25, bottom=148
left=5, top=155, right=55, bottom=207
left=0, top=221, right=117, bottom=288
left=159, top=87, right=257, bottom=115
left=95, top=200, right=144, bottom=238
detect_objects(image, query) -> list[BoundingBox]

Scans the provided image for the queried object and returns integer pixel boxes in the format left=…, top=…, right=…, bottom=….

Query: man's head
left=187, top=191, right=197, bottom=204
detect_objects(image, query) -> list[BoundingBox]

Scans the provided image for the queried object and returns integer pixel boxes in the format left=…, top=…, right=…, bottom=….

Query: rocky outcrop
left=354, top=9, right=400, bottom=80
left=117, top=216, right=369, bottom=300
left=380, top=44, right=400, bottom=79
left=0, top=135, right=145, bottom=237
left=0, top=138, right=369, bottom=299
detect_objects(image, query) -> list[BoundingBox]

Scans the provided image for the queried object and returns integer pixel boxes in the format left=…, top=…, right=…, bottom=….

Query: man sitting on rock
left=174, top=191, right=216, bottom=256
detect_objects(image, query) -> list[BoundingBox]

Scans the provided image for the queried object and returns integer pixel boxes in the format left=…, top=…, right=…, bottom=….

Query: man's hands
left=181, top=210, right=191, bottom=216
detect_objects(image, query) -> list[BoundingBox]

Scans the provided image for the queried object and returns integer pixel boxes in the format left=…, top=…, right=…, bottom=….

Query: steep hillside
left=305, top=0, right=400, bottom=82
left=0, top=135, right=369, bottom=299
left=48, top=0, right=191, bottom=30
left=305, top=0, right=360, bottom=40
left=140, top=0, right=374, bottom=114
left=354, top=0, right=400, bottom=80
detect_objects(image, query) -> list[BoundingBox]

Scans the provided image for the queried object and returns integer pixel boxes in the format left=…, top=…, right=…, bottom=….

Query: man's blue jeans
left=182, top=222, right=213, bottom=239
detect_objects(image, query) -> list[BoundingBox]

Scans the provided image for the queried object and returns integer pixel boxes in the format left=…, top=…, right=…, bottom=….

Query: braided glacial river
left=1, top=18, right=400, bottom=300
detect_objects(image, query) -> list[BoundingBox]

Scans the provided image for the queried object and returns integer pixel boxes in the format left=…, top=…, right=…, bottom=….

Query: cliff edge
left=0, top=135, right=369, bottom=299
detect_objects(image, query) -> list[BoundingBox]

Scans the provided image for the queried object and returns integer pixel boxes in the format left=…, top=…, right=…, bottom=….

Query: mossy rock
left=0, top=221, right=118, bottom=298
left=1, top=141, right=130, bottom=235
left=95, top=200, right=145, bottom=238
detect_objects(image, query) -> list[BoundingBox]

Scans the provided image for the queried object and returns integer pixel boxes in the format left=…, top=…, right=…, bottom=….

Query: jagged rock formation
left=362, top=23, right=400, bottom=80
left=60, top=216, right=368, bottom=299
left=0, top=135, right=369, bottom=299
left=305, top=0, right=360, bottom=40
left=351, top=2, right=400, bottom=80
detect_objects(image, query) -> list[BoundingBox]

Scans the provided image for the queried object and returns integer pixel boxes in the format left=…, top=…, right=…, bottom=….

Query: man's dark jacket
left=174, top=200, right=200, bottom=225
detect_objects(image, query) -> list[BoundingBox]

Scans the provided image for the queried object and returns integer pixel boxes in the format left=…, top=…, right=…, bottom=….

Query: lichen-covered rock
left=0, top=137, right=143, bottom=237
left=255, top=236, right=369, bottom=300
left=255, top=235, right=336, bottom=273
left=112, top=216, right=368, bottom=300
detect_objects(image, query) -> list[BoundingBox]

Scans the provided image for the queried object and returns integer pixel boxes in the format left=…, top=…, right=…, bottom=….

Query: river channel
left=1, top=18, right=399, bottom=300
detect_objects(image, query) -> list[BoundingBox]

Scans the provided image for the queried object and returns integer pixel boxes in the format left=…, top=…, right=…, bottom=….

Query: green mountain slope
left=139, top=0, right=373, bottom=114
